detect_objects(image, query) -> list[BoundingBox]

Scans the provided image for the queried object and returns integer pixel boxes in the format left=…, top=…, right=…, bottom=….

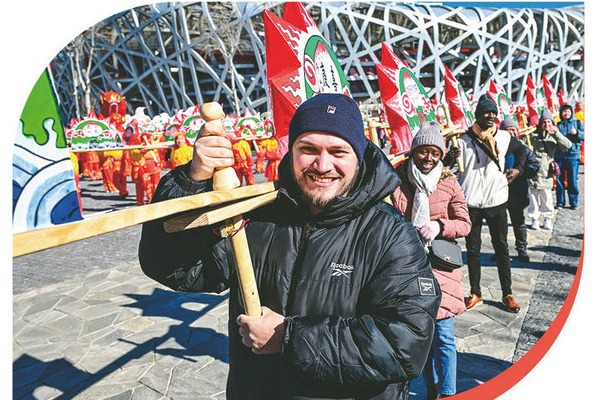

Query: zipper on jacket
left=284, top=221, right=313, bottom=315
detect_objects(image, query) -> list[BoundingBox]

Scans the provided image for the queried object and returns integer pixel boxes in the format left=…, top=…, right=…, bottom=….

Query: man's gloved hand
left=418, top=221, right=441, bottom=244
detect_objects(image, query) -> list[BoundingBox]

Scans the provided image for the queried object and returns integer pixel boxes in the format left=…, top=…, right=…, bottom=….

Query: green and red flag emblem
left=443, top=65, right=475, bottom=130
left=526, top=76, right=547, bottom=126
left=376, top=42, right=436, bottom=155
left=263, top=2, right=351, bottom=155
left=487, top=80, right=516, bottom=124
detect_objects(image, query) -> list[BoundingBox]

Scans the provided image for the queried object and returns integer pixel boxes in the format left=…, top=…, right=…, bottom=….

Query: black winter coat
left=506, top=142, right=540, bottom=210
left=139, top=142, right=441, bottom=399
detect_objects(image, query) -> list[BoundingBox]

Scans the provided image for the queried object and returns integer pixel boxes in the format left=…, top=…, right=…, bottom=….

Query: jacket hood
left=277, top=141, right=400, bottom=226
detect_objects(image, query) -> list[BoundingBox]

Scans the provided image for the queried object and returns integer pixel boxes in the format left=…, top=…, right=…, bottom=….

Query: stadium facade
left=49, top=1, right=584, bottom=121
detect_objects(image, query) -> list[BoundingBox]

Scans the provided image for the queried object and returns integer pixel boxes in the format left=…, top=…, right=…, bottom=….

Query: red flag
left=263, top=3, right=351, bottom=155
left=376, top=42, right=437, bottom=155
left=443, top=65, right=474, bottom=130
left=557, top=88, right=567, bottom=106
left=282, top=2, right=317, bottom=29
left=542, top=75, right=560, bottom=115
left=486, top=80, right=516, bottom=124
left=526, top=76, right=547, bottom=126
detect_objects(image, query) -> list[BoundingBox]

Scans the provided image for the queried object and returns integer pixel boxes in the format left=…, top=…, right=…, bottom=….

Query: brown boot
left=465, top=293, right=483, bottom=310
left=502, top=294, right=520, bottom=313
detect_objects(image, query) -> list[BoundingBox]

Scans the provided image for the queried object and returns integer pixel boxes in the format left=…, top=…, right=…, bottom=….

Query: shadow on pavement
left=409, top=352, right=512, bottom=399
left=13, top=288, right=229, bottom=399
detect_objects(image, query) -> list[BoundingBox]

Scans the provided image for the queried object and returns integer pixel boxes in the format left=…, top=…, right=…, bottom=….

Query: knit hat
left=539, top=109, right=554, bottom=122
left=475, top=94, right=498, bottom=118
left=411, top=121, right=446, bottom=153
left=500, top=117, right=519, bottom=130
left=288, top=93, right=367, bottom=163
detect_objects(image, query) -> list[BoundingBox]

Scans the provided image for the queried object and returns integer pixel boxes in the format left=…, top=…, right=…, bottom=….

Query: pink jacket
left=392, top=165, right=472, bottom=320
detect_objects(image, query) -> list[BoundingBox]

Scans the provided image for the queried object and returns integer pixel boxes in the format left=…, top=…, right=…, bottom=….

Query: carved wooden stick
left=164, top=191, right=278, bottom=232
left=517, top=114, right=534, bottom=148
left=201, top=103, right=241, bottom=190
left=13, top=182, right=276, bottom=257
left=201, top=102, right=262, bottom=316
left=442, top=103, right=464, bottom=173
left=367, top=118, right=381, bottom=148
left=388, top=153, right=409, bottom=168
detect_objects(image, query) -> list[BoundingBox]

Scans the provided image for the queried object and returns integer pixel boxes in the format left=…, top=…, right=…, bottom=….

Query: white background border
left=3, top=1, right=596, bottom=398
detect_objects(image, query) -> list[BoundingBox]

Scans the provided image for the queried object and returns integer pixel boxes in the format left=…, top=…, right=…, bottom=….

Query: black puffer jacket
left=139, top=142, right=441, bottom=399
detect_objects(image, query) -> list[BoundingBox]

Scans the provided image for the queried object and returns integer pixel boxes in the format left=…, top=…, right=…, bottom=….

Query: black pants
left=465, top=203, right=512, bottom=297
left=507, top=204, right=528, bottom=254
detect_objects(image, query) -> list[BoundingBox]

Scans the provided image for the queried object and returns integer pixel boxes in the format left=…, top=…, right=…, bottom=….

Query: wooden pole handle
left=164, top=191, right=278, bottom=232
left=202, top=102, right=261, bottom=316
left=201, top=102, right=241, bottom=190
left=367, top=118, right=381, bottom=148
left=224, top=215, right=262, bottom=317
left=13, top=182, right=277, bottom=257
left=442, top=103, right=464, bottom=173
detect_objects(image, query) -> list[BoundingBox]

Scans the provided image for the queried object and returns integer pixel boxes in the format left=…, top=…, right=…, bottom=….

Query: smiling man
left=139, top=93, right=441, bottom=400
left=446, top=94, right=528, bottom=314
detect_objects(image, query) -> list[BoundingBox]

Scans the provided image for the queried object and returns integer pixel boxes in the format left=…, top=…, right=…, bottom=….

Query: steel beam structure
left=50, top=1, right=584, bottom=122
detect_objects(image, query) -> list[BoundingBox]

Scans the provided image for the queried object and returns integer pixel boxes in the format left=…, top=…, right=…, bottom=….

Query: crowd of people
left=133, top=92, right=584, bottom=399
left=71, top=123, right=283, bottom=207
left=68, top=90, right=584, bottom=399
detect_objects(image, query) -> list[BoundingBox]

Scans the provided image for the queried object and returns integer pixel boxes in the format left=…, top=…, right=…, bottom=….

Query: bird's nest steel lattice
left=49, top=1, right=584, bottom=121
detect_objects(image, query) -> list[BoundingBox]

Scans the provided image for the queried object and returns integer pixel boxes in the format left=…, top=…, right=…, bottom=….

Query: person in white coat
left=445, top=94, right=528, bottom=313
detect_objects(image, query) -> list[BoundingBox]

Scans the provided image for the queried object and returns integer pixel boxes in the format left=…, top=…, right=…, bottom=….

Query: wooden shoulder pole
left=201, top=103, right=262, bottom=317
left=367, top=118, right=381, bottom=148
left=13, top=182, right=276, bottom=257
left=442, top=103, right=464, bottom=173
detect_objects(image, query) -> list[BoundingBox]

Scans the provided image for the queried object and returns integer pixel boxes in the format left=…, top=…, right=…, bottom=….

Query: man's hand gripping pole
left=201, top=103, right=262, bottom=317
left=442, top=103, right=465, bottom=173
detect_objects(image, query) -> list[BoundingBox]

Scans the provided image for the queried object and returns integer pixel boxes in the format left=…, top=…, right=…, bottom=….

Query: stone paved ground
left=13, top=168, right=583, bottom=399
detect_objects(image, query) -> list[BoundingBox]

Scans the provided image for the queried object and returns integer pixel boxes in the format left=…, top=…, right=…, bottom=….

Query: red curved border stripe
left=452, top=241, right=584, bottom=399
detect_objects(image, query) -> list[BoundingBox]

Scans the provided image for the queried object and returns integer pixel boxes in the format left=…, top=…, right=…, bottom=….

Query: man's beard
left=292, top=160, right=360, bottom=211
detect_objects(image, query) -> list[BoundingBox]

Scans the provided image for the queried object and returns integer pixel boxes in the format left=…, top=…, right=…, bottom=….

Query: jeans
left=465, top=204, right=513, bottom=297
left=555, top=158, right=580, bottom=207
left=422, top=317, right=457, bottom=396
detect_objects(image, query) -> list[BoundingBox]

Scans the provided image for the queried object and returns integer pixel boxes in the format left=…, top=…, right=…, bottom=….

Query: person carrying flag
left=139, top=93, right=440, bottom=400
left=445, top=94, right=528, bottom=313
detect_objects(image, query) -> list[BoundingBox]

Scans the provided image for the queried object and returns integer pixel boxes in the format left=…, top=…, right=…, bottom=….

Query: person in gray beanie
left=411, top=120, right=447, bottom=154
left=528, top=108, right=572, bottom=230
left=499, top=116, right=519, bottom=131
left=139, top=93, right=440, bottom=400
left=391, top=120, right=471, bottom=399
left=444, top=93, right=529, bottom=314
